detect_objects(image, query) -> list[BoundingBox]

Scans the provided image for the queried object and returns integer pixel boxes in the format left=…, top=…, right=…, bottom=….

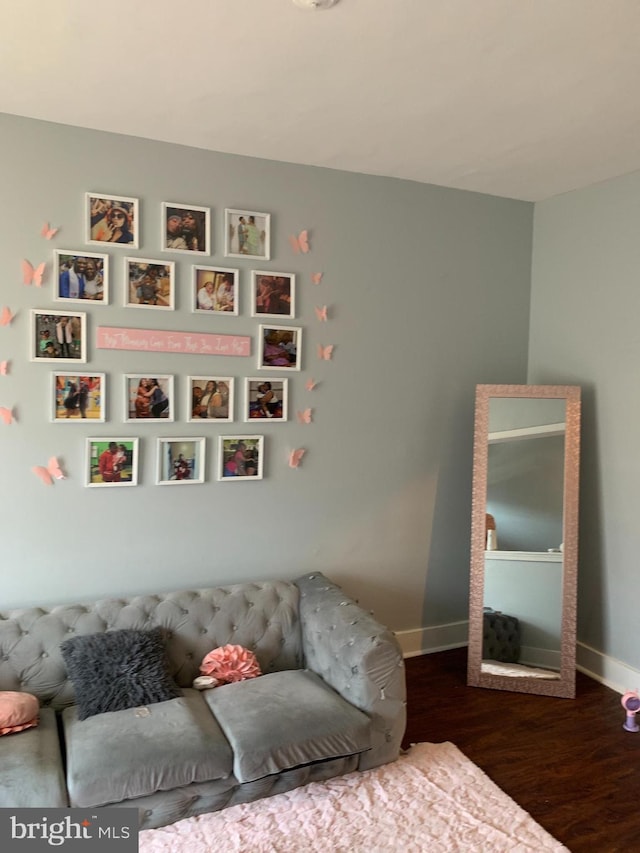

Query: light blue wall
left=530, top=169, right=640, bottom=672
left=0, top=113, right=533, bottom=635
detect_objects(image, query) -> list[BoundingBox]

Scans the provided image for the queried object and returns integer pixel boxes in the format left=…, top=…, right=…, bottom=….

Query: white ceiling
left=2, top=0, right=640, bottom=201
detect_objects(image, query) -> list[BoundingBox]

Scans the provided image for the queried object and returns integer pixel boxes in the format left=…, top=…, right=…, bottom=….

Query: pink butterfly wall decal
left=0, top=406, right=14, bottom=424
left=0, top=361, right=9, bottom=375
left=22, top=260, right=46, bottom=287
left=0, top=307, right=15, bottom=326
left=314, top=305, right=328, bottom=322
left=41, top=222, right=59, bottom=240
left=32, top=457, right=65, bottom=486
left=311, top=272, right=323, bottom=285
left=289, top=448, right=306, bottom=468
left=297, top=408, right=312, bottom=424
left=305, top=378, right=318, bottom=391
left=289, top=230, right=310, bottom=254
left=317, top=344, right=334, bottom=361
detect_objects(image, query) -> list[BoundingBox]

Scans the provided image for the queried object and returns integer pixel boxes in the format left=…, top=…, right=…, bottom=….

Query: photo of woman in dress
left=225, top=209, right=270, bottom=260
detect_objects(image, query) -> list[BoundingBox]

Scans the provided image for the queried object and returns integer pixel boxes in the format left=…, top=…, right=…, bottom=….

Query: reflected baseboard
left=520, top=646, right=561, bottom=671
left=397, top=625, right=639, bottom=697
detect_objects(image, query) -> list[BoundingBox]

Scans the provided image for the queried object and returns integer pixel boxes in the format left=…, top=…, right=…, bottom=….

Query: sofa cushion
left=59, top=626, right=181, bottom=720
left=62, top=689, right=233, bottom=807
left=0, top=691, right=39, bottom=735
left=204, top=669, right=371, bottom=783
left=0, top=707, right=67, bottom=806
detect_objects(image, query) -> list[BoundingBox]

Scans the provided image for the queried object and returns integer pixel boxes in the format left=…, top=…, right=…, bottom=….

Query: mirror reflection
left=483, top=398, right=565, bottom=680
left=467, top=384, right=581, bottom=699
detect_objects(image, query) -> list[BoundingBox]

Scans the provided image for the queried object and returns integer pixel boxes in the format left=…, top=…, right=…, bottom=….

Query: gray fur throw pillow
left=60, top=627, right=181, bottom=720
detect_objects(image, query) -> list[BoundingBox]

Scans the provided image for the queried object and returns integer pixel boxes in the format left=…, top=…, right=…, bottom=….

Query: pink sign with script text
left=96, top=326, right=251, bottom=357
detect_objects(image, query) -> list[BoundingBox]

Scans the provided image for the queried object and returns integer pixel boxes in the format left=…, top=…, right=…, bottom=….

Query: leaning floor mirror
left=467, top=384, right=581, bottom=698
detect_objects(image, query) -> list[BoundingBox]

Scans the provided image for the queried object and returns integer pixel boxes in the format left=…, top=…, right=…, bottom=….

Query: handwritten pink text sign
left=96, top=327, right=251, bottom=357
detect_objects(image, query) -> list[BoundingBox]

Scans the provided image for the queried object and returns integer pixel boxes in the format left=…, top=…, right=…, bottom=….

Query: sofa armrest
left=294, top=572, right=406, bottom=770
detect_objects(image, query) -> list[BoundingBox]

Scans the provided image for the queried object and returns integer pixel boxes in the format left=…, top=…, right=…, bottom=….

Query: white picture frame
left=86, top=193, right=139, bottom=248
left=251, top=271, right=295, bottom=319
left=156, top=437, right=206, bottom=485
left=258, top=324, right=302, bottom=371
left=217, top=435, right=264, bottom=481
left=161, top=202, right=211, bottom=255
left=225, top=208, right=270, bottom=260
left=51, top=372, right=106, bottom=423
left=187, top=376, right=234, bottom=422
left=54, top=250, right=109, bottom=305
left=124, top=258, right=175, bottom=310
left=192, top=266, right=239, bottom=315
left=85, top=438, right=139, bottom=487
left=31, top=309, right=87, bottom=364
left=124, top=374, right=175, bottom=423
left=244, top=377, right=288, bottom=422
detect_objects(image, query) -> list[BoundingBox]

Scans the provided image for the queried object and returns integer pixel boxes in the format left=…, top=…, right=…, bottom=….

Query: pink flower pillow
left=0, top=691, right=39, bottom=736
left=200, top=644, right=262, bottom=685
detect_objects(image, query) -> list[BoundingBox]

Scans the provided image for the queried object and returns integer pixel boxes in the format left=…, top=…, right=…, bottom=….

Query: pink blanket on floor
left=139, top=742, right=567, bottom=852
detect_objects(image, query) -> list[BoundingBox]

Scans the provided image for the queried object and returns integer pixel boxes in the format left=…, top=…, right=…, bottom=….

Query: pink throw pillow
left=0, top=691, right=39, bottom=736
left=200, top=644, right=262, bottom=685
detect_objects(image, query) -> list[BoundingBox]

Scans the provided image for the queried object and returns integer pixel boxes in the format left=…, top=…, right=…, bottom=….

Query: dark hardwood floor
left=402, top=648, right=640, bottom=852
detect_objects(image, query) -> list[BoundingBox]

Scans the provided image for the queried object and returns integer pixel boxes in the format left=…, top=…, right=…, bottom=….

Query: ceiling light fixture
left=292, top=0, right=340, bottom=10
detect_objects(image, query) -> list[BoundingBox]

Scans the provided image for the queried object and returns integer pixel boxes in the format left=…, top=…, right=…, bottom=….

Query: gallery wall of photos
left=12, top=193, right=334, bottom=487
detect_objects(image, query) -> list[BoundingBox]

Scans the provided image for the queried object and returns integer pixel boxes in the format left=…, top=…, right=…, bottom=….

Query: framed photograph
left=52, top=373, right=105, bottom=423
left=188, top=376, right=234, bottom=422
left=125, top=258, right=175, bottom=309
left=86, top=193, right=139, bottom=248
left=161, top=202, right=211, bottom=255
left=217, top=435, right=264, bottom=481
left=31, top=309, right=87, bottom=363
left=251, top=271, right=295, bottom=319
left=258, top=325, right=302, bottom=371
left=193, top=266, right=239, bottom=315
left=85, top=438, right=139, bottom=487
left=225, top=208, right=270, bottom=260
left=124, top=375, right=174, bottom=422
left=244, top=378, right=288, bottom=422
left=54, top=250, right=109, bottom=304
left=157, top=437, right=206, bottom=485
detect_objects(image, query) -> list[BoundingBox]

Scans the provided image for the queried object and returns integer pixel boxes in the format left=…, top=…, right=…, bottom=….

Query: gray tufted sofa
left=0, top=572, right=406, bottom=829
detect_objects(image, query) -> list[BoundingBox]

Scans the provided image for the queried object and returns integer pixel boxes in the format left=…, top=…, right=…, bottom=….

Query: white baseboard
left=576, top=642, right=640, bottom=696
left=395, top=621, right=468, bottom=658
left=396, top=623, right=640, bottom=698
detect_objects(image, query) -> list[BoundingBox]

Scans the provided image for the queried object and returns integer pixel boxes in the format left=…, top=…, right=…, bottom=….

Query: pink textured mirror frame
left=467, top=384, right=581, bottom=698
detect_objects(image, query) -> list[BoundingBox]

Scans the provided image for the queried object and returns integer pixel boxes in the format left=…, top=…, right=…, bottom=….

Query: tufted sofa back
left=0, top=581, right=302, bottom=710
